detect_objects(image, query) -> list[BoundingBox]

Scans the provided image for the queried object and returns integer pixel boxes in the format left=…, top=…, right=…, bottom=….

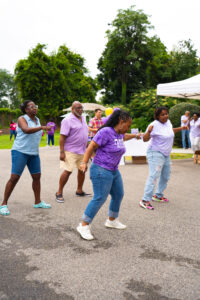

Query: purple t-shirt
left=147, top=120, right=174, bottom=157
left=60, top=113, right=88, bottom=154
left=93, top=127, right=125, bottom=171
left=190, top=118, right=200, bottom=138
left=47, top=122, right=56, bottom=135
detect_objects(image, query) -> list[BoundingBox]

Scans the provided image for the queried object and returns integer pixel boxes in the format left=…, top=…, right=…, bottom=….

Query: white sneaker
left=76, top=223, right=94, bottom=240
left=104, top=218, right=126, bottom=230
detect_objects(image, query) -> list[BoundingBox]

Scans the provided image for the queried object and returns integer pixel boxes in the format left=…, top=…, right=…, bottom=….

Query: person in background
left=10, top=121, right=17, bottom=140
left=46, top=120, right=56, bottom=146
left=189, top=112, right=200, bottom=155
left=76, top=109, right=142, bottom=240
left=55, top=101, right=91, bottom=203
left=88, top=109, right=103, bottom=139
left=181, top=111, right=191, bottom=149
left=140, top=106, right=188, bottom=210
left=0, top=100, right=52, bottom=216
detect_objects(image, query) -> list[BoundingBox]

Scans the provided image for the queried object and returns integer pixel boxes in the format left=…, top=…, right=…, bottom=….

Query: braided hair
left=99, top=109, right=131, bottom=131
left=20, top=100, right=32, bottom=114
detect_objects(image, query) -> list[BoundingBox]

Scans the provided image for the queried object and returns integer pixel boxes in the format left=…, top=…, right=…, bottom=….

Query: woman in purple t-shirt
left=140, top=107, right=187, bottom=210
left=76, top=109, right=141, bottom=240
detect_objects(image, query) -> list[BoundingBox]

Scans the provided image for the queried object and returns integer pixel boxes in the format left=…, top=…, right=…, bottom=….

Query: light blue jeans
left=181, top=129, right=191, bottom=148
left=142, top=149, right=171, bottom=202
left=82, top=163, right=124, bottom=224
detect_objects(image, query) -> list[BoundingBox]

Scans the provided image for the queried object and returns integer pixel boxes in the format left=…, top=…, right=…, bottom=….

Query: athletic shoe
left=76, top=223, right=94, bottom=240
left=104, top=218, right=126, bottom=229
left=152, top=195, right=169, bottom=202
left=55, top=193, right=64, bottom=203
left=139, top=200, right=154, bottom=210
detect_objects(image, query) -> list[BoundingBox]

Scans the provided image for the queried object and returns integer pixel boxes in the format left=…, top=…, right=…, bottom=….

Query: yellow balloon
left=105, top=108, right=113, bottom=116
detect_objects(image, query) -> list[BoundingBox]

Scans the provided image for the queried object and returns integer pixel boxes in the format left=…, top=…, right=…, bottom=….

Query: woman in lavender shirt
left=140, top=107, right=187, bottom=210
left=77, top=110, right=141, bottom=240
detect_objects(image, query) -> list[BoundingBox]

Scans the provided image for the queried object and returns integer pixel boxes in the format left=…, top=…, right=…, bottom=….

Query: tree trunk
left=121, top=80, right=127, bottom=105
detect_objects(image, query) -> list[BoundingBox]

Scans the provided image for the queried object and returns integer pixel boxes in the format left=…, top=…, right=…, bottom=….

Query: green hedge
left=169, top=102, right=200, bottom=147
left=0, top=108, right=21, bottom=128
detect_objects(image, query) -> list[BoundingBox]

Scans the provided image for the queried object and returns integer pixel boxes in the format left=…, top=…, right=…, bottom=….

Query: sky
left=0, top=0, right=200, bottom=78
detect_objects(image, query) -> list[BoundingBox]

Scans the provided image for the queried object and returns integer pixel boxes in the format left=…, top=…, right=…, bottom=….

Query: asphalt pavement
left=0, top=147, right=199, bottom=300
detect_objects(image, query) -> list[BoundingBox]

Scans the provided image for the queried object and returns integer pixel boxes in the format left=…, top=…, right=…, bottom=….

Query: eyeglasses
left=75, top=106, right=83, bottom=110
left=28, top=105, right=38, bottom=109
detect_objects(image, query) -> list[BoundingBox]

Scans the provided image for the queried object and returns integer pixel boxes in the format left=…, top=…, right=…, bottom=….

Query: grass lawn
left=0, top=132, right=60, bottom=149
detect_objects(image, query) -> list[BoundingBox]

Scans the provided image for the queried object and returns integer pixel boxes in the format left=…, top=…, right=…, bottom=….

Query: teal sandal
left=33, top=201, right=51, bottom=209
left=0, top=205, right=10, bottom=216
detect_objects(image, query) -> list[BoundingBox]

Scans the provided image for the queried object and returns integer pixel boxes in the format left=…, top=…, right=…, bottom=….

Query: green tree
left=0, top=69, right=19, bottom=108
left=15, top=44, right=98, bottom=120
left=166, top=39, right=199, bottom=82
left=98, top=6, right=153, bottom=105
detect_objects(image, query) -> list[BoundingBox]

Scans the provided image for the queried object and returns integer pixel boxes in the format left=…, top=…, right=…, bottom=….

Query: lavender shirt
left=47, top=122, right=56, bottom=136
left=147, top=120, right=174, bottom=157
left=60, top=113, right=88, bottom=154
left=93, top=127, right=125, bottom=171
left=190, top=118, right=200, bottom=138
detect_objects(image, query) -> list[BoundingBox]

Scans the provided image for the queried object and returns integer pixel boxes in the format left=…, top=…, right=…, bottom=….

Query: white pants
left=190, top=135, right=200, bottom=153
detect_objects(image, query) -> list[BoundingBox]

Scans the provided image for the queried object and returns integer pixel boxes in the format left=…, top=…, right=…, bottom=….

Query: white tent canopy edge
left=157, top=74, right=200, bottom=100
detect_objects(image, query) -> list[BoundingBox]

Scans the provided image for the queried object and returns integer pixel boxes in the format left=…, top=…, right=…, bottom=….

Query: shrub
left=0, top=108, right=21, bottom=128
left=169, top=102, right=200, bottom=147
left=128, top=89, right=177, bottom=131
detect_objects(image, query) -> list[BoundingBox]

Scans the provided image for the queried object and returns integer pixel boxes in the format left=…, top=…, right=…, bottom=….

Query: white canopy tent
left=157, top=74, right=200, bottom=100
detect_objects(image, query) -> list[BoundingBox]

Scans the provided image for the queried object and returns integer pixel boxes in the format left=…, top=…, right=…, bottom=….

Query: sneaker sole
left=105, top=224, right=126, bottom=230
left=56, top=199, right=64, bottom=203
left=152, top=198, right=168, bottom=203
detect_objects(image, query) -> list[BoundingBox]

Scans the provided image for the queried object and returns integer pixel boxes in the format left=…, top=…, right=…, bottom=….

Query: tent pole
left=156, top=95, right=159, bottom=108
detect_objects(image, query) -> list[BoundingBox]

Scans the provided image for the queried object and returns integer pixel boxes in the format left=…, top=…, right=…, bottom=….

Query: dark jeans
left=47, top=135, right=54, bottom=145
left=10, top=130, right=17, bottom=140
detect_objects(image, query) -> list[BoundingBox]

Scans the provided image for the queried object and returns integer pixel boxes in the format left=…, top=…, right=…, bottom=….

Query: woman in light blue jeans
left=140, top=107, right=187, bottom=210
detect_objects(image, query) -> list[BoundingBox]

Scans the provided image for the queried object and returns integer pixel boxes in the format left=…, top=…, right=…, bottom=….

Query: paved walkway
left=0, top=148, right=199, bottom=300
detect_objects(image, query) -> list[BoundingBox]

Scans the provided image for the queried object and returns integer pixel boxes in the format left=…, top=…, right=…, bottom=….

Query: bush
left=128, top=89, right=177, bottom=131
left=0, top=108, right=21, bottom=128
left=169, top=102, right=200, bottom=147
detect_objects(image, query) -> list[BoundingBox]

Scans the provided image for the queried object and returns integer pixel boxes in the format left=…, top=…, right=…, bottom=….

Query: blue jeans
left=142, top=149, right=171, bottom=202
left=181, top=129, right=191, bottom=148
left=10, top=130, right=17, bottom=140
left=82, top=163, right=124, bottom=224
left=47, top=135, right=54, bottom=145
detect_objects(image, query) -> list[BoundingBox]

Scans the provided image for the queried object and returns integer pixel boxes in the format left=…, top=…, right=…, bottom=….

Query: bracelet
left=60, top=150, right=65, bottom=153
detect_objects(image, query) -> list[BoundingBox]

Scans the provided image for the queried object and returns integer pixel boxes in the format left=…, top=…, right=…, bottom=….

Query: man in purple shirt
left=55, top=101, right=90, bottom=203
